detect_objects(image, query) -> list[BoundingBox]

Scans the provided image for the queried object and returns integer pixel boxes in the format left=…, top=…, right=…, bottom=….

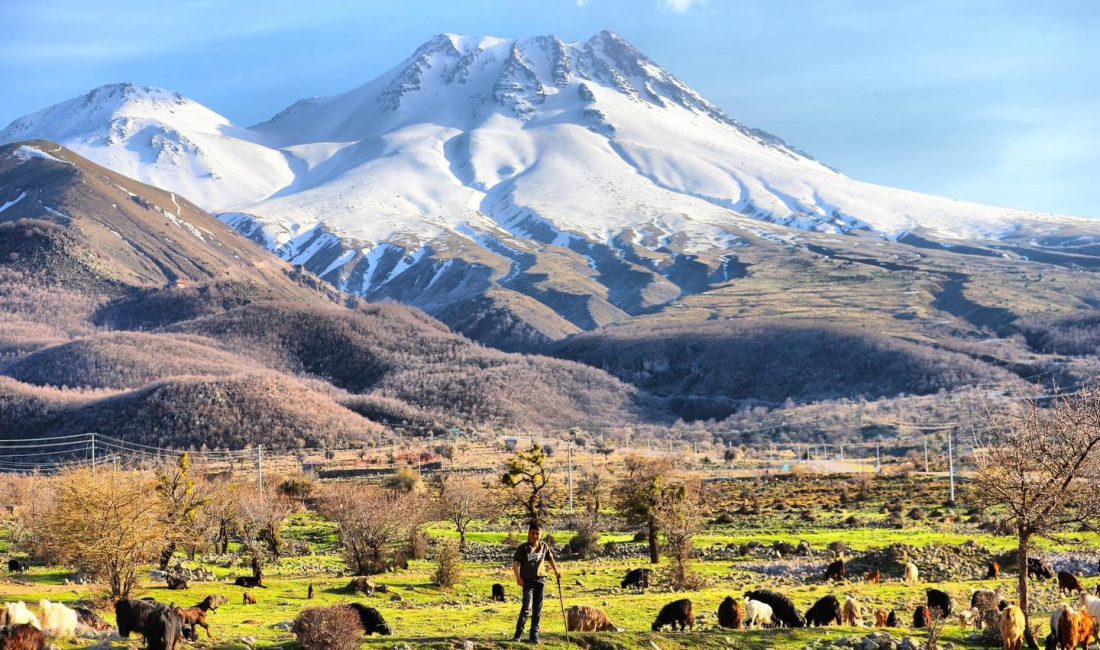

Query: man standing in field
left=512, top=522, right=561, bottom=644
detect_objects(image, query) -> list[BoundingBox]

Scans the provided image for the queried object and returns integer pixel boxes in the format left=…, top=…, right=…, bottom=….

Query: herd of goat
left=2, top=556, right=1100, bottom=648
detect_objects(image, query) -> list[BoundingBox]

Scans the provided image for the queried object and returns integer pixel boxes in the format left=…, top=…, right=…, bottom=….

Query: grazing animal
left=805, top=596, right=841, bottom=627
left=958, top=608, right=977, bottom=629
left=621, top=568, right=651, bottom=590
left=1002, top=606, right=1027, bottom=650
left=744, top=600, right=774, bottom=629
left=6, top=559, right=26, bottom=573
left=904, top=562, right=919, bottom=584
left=233, top=576, right=263, bottom=588
left=1077, top=594, right=1100, bottom=623
left=1, top=603, right=41, bottom=629
left=491, top=583, right=506, bottom=602
left=865, top=571, right=882, bottom=584
left=913, top=605, right=932, bottom=629
left=744, top=589, right=806, bottom=628
left=718, top=597, right=744, bottom=629
left=72, top=606, right=112, bottom=632
left=114, top=599, right=160, bottom=638
left=307, top=584, right=314, bottom=600
left=165, top=575, right=188, bottom=590
left=886, top=610, right=898, bottom=627
left=1049, top=605, right=1070, bottom=650
left=37, top=600, right=78, bottom=638
left=842, top=597, right=863, bottom=627
left=651, top=599, right=693, bottom=632
left=1028, top=558, right=1054, bottom=580
left=1059, top=571, right=1085, bottom=596
left=173, top=596, right=224, bottom=641
left=0, top=623, right=46, bottom=650
left=565, top=605, right=619, bottom=632
left=874, top=609, right=890, bottom=627
left=242, top=593, right=256, bottom=605
left=143, top=607, right=183, bottom=650
left=988, top=561, right=1001, bottom=579
left=824, top=559, right=847, bottom=582
left=1056, top=606, right=1097, bottom=650
left=346, top=576, right=375, bottom=594
left=927, top=589, right=954, bottom=617
left=346, top=603, right=392, bottom=636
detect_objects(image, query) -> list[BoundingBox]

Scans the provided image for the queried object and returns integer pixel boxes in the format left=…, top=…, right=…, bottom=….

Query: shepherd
left=511, top=521, right=562, bottom=645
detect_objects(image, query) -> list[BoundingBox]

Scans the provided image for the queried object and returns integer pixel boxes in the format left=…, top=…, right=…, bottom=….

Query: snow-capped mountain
left=0, top=83, right=292, bottom=210
left=3, top=31, right=1094, bottom=349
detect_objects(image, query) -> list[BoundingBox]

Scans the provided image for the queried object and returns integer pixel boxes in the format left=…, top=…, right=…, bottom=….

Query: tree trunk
left=458, top=526, right=467, bottom=551
left=647, top=516, right=659, bottom=564
left=158, top=542, right=177, bottom=571
left=1017, top=528, right=1029, bottom=618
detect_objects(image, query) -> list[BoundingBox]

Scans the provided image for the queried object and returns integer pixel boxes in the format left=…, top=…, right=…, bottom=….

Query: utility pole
left=257, top=445, right=264, bottom=493
left=90, top=432, right=96, bottom=476
left=923, top=436, right=930, bottom=473
left=876, top=442, right=881, bottom=473
left=567, top=445, right=574, bottom=513
left=948, top=430, right=956, bottom=503
left=839, top=443, right=844, bottom=462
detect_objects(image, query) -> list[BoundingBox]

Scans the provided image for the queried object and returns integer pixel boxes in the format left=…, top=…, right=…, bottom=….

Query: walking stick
left=556, top=573, right=570, bottom=646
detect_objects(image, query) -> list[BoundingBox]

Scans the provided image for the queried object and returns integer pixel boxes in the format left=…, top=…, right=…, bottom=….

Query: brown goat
left=242, top=593, right=256, bottom=605
left=1001, top=606, right=1026, bottom=650
left=1057, top=606, right=1097, bottom=650
left=1059, top=571, right=1086, bottom=596
left=988, top=561, right=1000, bottom=579
left=0, top=623, right=46, bottom=650
left=875, top=609, right=890, bottom=627
left=566, top=605, right=619, bottom=632
left=174, top=596, right=224, bottom=641
left=865, top=571, right=881, bottom=584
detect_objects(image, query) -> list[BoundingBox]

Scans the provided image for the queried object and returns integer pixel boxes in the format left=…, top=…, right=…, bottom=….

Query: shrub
left=292, top=606, right=363, bottom=650
left=565, top=515, right=601, bottom=558
left=432, top=539, right=462, bottom=590
left=908, top=507, right=926, bottom=520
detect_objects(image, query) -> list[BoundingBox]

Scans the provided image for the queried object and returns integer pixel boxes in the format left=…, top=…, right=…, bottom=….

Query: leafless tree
left=653, top=479, right=706, bottom=589
left=973, top=386, right=1100, bottom=617
left=434, top=474, right=496, bottom=551
left=614, top=455, right=673, bottom=564
left=321, top=483, right=424, bottom=575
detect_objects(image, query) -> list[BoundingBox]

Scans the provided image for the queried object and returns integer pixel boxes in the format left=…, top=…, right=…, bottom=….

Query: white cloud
left=576, top=0, right=589, bottom=6
left=660, top=0, right=705, bottom=12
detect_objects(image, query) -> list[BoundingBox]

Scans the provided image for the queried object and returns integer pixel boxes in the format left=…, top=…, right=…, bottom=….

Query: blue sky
left=1, top=0, right=1097, bottom=217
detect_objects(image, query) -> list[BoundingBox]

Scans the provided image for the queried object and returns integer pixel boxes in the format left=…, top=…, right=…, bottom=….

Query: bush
left=407, top=527, right=428, bottom=561
left=908, top=507, right=926, bottom=520
left=565, top=515, right=601, bottom=558
left=432, top=539, right=462, bottom=590
left=292, top=606, right=363, bottom=650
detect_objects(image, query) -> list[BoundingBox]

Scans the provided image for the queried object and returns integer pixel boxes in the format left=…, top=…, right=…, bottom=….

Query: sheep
left=37, top=600, right=77, bottom=638
left=874, top=609, right=890, bottom=627
left=346, top=576, right=375, bottom=594
left=927, top=589, right=954, bottom=617
left=805, top=595, right=841, bottom=627
left=0, top=623, right=46, bottom=650
left=1076, top=593, right=1100, bottom=622
left=1050, top=605, right=1070, bottom=650
left=242, top=593, right=256, bottom=605
left=1, top=603, right=40, bottom=629
left=491, top=583, right=506, bottom=602
left=865, top=571, right=882, bottom=584
left=718, top=597, right=743, bottom=629
left=824, top=559, right=846, bottom=582
left=744, top=589, right=806, bottom=628
left=913, top=605, right=932, bottom=629
left=1002, top=605, right=1027, bottom=650
left=988, top=561, right=1000, bottom=578
left=565, top=605, right=619, bottom=632
left=346, top=603, right=392, bottom=636
left=1056, top=606, right=1097, bottom=650
left=744, top=599, right=774, bottom=629
left=621, top=568, right=651, bottom=590
left=843, top=597, right=863, bottom=627
left=6, top=559, right=26, bottom=574
left=1059, top=571, right=1085, bottom=596
left=652, top=599, right=693, bottom=632
left=904, top=562, right=919, bottom=584
left=166, top=575, right=189, bottom=590
left=958, top=607, right=979, bottom=629
left=233, top=576, right=263, bottom=588
left=72, top=606, right=112, bottom=633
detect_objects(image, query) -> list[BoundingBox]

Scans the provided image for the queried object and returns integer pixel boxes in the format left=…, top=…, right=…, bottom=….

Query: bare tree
left=614, top=455, right=673, bottom=564
left=154, top=453, right=210, bottom=569
left=577, top=470, right=611, bottom=525
left=237, top=485, right=293, bottom=574
left=321, top=483, right=424, bottom=575
left=435, top=474, right=496, bottom=551
left=501, top=443, right=555, bottom=525
left=653, top=480, right=706, bottom=589
left=37, top=468, right=168, bottom=599
left=973, top=387, right=1100, bottom=617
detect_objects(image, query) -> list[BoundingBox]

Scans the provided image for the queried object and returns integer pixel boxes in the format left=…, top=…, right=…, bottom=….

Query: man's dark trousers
left=514, top=577, right=545, bottom=640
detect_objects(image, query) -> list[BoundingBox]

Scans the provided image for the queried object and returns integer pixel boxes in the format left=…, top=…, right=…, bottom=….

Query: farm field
left=2, top=473, right=1097, bottom=650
